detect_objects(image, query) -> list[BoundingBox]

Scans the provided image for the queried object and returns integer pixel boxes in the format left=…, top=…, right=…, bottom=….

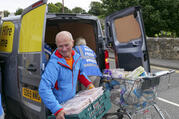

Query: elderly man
left=39, top=31, right=94, bottom=119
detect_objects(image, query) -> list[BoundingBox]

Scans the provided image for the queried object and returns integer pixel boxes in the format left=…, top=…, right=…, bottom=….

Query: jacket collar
left=55, top=49, right=75, bottom=59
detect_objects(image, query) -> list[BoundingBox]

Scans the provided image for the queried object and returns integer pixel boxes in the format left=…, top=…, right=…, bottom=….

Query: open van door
left=17, top=0, right=47, bottom=118
left=105, top=6, right=150, bottom=72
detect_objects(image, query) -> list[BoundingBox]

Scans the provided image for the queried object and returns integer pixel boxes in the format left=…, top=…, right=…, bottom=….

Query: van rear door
left=105, top=6, right=150, bottom=72
left=18, top=0, right=47, bottom=118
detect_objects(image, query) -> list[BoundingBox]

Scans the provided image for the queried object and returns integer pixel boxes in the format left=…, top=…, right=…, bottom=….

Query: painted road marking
left=151, top=65, right=179, bottom=73
left=157, top=97, right=179, bottom=108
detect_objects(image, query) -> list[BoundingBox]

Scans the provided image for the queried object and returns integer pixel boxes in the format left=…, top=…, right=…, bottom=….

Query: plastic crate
left=48, top=90, right=111, bottom=119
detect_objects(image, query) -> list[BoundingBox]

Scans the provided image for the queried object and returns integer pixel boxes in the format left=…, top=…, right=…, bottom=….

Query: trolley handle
left=153, top=69, right=175, bottom=77
left=139, top=69, right=175, bottom=79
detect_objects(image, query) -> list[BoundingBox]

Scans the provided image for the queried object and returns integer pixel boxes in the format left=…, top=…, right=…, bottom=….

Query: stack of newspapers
left=62, top=87, right=104, bottom=115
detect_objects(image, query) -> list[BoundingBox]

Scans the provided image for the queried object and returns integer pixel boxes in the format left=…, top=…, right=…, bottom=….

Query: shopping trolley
left=101, top=69, right=175, bottom=119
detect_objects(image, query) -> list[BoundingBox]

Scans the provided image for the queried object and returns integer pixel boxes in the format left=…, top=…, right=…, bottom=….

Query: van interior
left=44, top=19, right=98, bottom=53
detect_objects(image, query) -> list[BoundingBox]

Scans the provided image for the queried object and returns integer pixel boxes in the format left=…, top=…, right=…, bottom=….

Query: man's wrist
left=54, top=108, right=64, bottom=116
left=87, top=83, right=95, bottom=89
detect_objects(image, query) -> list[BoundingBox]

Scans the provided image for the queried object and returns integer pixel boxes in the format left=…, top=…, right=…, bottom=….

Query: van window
left=114, top=14, right=141, bottom=43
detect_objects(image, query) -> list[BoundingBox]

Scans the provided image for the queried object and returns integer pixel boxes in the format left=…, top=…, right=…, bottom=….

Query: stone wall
left=146, top=37, right=179, bottom=60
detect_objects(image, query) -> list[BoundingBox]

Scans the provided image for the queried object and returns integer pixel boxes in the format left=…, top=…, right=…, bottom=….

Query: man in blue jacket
left=75, top=37, right=102, bottom=90
left=39, top=31, right=94, bottom=119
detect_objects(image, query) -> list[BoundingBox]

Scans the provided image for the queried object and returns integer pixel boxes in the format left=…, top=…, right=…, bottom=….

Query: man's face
left=56, top=36, right=74, bottom=58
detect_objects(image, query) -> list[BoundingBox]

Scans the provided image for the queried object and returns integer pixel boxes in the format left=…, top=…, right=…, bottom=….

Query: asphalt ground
left=150, top=58, right=179, bottom=70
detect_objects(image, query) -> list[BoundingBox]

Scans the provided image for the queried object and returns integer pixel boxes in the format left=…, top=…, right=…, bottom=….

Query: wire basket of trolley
left=101, top=66, right=175, bottom=119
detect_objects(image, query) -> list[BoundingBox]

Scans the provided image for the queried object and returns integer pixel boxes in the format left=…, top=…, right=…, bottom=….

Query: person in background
left=41, top=43, right=52, bottom=72
left=42, top=43, right=52, bottom=65
left=75, top=37, right=102, bottom=90
left=39, top=31, right=94, bottom=119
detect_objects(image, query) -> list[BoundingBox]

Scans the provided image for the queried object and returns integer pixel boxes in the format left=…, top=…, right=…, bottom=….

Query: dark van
left=0, top=0, right=150, bottom=119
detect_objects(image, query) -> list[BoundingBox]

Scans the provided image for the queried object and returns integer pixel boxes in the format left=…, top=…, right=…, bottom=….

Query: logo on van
left=0, top=22, right=14, bottom=52
left=0, top=39, right=7, bottom=47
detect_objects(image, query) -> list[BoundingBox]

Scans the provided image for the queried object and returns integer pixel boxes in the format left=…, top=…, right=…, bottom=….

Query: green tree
left=48, top=2, right=71, bottom=13
left=55, top=2, right=71, bottom=13
left=15, top=8, right=23, bottom=15
left=55, top=2, right=63, bottom=8
left=100, top=0, right=179, bottom=37
left=72, top=7, right=86, bottom=14
left=48, top=3, right=60, bottom=13
left=3, top=10, right=10, bottom=17
left=139, top=0, right=179, bottom=37
left=63, top=7, right=72, bottom=13
left=101, top=0, right=139, bottom=16
left=88, top=2, right=104, bottom=16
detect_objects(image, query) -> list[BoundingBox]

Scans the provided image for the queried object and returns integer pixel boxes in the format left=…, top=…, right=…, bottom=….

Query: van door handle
left=132, top=41, right=140, bottom=47
left=27, top=64, right=37, bottom=72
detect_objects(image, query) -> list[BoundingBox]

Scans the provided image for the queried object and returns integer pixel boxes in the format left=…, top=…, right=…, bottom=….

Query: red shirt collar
left=55, top=49, right=75, bottom=58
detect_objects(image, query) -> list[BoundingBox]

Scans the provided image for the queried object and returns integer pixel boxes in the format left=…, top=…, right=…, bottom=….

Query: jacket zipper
left=57, top=62, right=72, bottom=90
left=57, top=57, right=81, bottom=91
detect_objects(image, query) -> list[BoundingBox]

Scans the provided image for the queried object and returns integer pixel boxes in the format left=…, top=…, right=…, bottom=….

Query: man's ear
left=72, top=40, right=74, bottom=47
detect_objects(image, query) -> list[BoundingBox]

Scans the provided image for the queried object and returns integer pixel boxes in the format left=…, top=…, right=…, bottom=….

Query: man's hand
left=56, top=109, right=65, bottom=119
left=87, top=83, right=95, bottom=89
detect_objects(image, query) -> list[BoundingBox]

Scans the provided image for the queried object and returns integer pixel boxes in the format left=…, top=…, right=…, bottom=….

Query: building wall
left=147, top=37, right=179, bottom=60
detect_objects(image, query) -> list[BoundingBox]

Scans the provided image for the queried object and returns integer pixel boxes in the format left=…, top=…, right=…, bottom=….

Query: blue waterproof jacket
left=0, top=94, right=3, bottom=116
left=75, top=45, right=102, bottom=76
left=39, top=49, right=92, bottom=115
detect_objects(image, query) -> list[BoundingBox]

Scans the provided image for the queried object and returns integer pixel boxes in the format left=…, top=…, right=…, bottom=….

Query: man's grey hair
left=75, top=37, right=86, bottom=46
left=55, top=31, right=73, bottom=43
